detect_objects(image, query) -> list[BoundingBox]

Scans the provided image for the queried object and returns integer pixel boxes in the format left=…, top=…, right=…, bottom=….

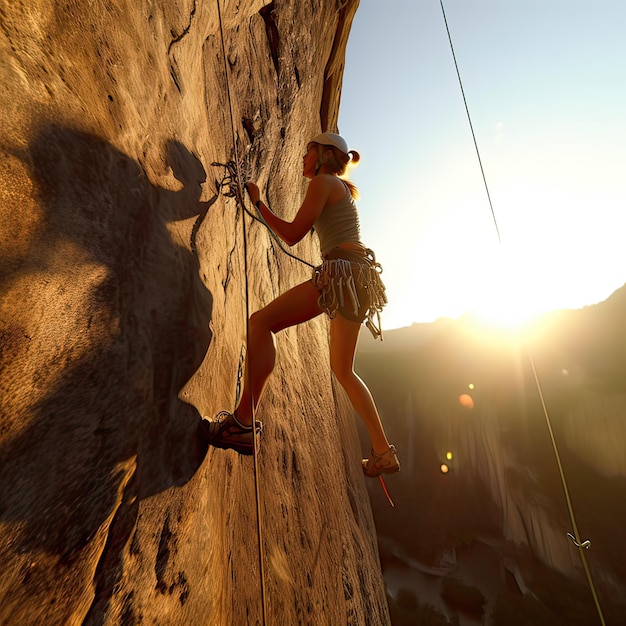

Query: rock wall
left=0, top=1, right=390, bottom=624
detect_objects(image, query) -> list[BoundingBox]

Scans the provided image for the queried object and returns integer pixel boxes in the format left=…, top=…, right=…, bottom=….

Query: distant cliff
left=0, top=1, right=391, bottom=624
left=356, top=286, right=626, bottom=625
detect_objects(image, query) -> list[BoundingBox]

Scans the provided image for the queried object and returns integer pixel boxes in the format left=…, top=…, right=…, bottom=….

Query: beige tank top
left=313, top=184, right=361, bottom=257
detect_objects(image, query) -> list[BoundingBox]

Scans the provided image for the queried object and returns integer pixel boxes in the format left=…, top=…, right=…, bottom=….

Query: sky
left=338, top=0, right=626, bottom=329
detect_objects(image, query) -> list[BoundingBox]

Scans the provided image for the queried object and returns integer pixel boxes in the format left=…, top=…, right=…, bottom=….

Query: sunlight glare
left=468, top=245, right=546, bottom=332
left=459, top=394, right=474, bottom=409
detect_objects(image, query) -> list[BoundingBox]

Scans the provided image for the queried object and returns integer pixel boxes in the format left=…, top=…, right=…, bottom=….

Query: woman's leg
left=329, top=313, right=391, bottom=454
left=236, top=280, right=322, bottom=426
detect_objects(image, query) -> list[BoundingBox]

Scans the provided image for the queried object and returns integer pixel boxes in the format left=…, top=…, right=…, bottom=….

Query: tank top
left=313, top=183, right=361, bottom=257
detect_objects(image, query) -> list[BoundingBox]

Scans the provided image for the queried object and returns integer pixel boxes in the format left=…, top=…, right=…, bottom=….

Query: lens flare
left=459, top=393, right=474, bottom=409
left=440, top=464, right=449, bottom=474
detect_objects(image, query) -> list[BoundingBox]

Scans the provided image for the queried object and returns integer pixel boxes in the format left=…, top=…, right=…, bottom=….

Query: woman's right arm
left=246, top=177, right=331, bottom=246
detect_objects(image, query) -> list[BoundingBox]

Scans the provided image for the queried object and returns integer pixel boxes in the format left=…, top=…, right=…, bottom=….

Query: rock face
left=356, top=288, right=626, bottom=625
left=0, top=1, right=390, bottom=624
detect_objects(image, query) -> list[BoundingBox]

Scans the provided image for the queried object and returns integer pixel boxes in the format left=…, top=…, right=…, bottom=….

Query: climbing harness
left=440, top=2, right=605, bottom=623
left=215, top=1, right=268, bottom=623
left=313, top=248, right=387, bottom=340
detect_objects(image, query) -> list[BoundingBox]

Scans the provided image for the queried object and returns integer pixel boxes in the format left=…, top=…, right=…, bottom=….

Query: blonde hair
left=313, top=143, right=361, bottom=199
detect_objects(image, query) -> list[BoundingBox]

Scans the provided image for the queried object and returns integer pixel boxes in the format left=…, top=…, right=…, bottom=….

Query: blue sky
left=339, top=0, right=626, bottom=329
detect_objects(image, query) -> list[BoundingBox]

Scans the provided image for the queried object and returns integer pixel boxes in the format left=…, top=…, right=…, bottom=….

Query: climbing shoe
left=200, top=410, right=263, bottom=456
left=362, top=445, right=400, bottom=477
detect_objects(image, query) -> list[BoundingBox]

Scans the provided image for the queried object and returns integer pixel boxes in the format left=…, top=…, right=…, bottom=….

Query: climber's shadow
left=0, top=125, right=215, bottom=565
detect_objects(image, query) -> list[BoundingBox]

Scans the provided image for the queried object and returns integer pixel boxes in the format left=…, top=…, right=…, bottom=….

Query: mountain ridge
left=356, top=281, right=626, bottom=624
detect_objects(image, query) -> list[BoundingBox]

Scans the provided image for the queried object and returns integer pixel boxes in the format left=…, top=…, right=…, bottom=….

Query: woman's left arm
left=246, top=178, right=330, bottom=246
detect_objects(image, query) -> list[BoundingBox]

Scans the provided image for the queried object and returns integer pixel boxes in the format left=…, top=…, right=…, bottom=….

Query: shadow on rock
left=0, top=125, right=215, bottom=573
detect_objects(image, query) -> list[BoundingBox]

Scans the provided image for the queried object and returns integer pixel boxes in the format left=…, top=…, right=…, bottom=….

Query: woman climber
left=201, top=132, right=400, bottom=478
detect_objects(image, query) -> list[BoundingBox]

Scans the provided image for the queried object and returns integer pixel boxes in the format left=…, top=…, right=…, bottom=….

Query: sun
left=466, top=248, right=548, bottom=332
left=471, top=286, right=544, bottom=331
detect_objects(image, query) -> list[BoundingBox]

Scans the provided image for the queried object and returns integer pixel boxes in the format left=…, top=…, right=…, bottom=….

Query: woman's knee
left=249, top=307, right=284, bottom=337
left=249, top=309, right=271, bottom=335
left=330, top=359, right=354, bottom=385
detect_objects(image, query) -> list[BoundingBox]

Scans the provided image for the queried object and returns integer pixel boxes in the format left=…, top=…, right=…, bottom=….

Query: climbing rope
left=439, top=0, right=501, bottom=244
left=212, top=160, right=316, bottom=269
left=439, top=3, right=606, bottom=624
left=215, top=2, right=267, bottom=623
left=529, top=355, right=606, bottom=625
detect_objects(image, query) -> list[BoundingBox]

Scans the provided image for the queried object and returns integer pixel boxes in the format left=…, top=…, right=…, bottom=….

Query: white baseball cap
left=309, top=132, right=349, bottom=154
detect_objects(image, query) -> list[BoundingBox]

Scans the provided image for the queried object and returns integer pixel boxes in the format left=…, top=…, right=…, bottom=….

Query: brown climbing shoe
left=362, top=445, right=400, bottom=477
left=200, top=411, right=262, bottom=456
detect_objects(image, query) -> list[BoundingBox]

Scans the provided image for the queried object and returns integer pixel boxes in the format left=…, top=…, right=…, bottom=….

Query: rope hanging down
left=215, top=1, right=268, bottom=624
left=439, top=3, right=605, bottom=624
left=529, top=356, right=605, bottom=625
left=439, top=0, right=501, bottom=244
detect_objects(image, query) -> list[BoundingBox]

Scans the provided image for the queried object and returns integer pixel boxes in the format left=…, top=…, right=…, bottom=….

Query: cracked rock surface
left=0, top=1, right=389, bottom=624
